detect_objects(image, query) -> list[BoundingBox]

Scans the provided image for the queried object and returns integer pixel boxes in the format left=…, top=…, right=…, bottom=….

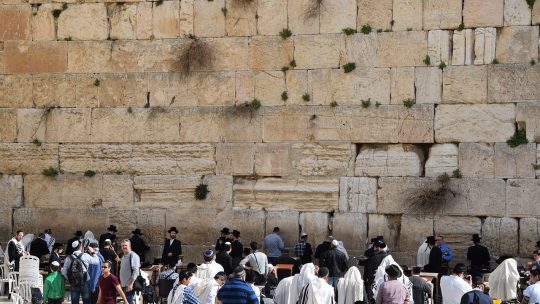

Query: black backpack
left=68, top=253, right=89, bottom=286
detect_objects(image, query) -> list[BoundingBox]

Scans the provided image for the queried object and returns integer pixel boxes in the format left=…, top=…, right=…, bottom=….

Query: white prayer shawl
left=168, top=284, right=186, bottom=304
left=373, top=255, right=414, bottom=304
left=44, top=233, right=55, bottom=253
left=195, top=261, right=224, bottom=280
left=417, top=242, right=431, bottom=267
left=274, top=276, right=294, bottom=304
left=192, top=278, right=220, bottom=304
left=21, top=234, right=34, bottom=252
left=298, top=278, right=335, bottom=304
left=489, top=258, right=519, bottom=300
left=337, top=267, right=364, bottom=304
left=289, top=263, right=318, bottom=304
left=336, top=241, right=349, bottom=261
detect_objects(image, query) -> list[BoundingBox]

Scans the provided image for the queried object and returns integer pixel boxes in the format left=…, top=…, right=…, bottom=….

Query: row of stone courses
left=2, top=0, right=540, bottom=41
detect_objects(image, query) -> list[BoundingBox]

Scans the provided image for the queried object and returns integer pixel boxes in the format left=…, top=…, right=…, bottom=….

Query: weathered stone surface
left=494, top=143, right=536, bottom=178
left=110, top=40, right=185, bottom=73
left=377, top=32, right=427, bottom=67
left=338, top=177, right=377, bottom=213
left=357, top=0, right=392, bottom=31
left=135, top=175, right=232, bottom=210
left=423, top=0, right=462, bottom=30
left=67, top=41, right=112, bottom=73
left=0, top=5, right=31, bottom=40
left=355, top=144, right=424, bottom=177
left=489, top=65, right=540, bottom=103
left=451, top=30, right=465, bottom=65
left=442, top=66, right=487, bottom=103
left=0, top=175, right=23, bottom=208
left=534, top=1, right=540, bottom=25
left=109, top=4, right=138, bottom=40
left=340, top=34, right=378, bottom=68
left=516, top=104, right=540, bottom=141
left=136, top=2, right=153, bottom=39
left=266, top=211, right=299, bottom=247
left=390, top=68, right=415, bottom=104
left=108, top=208, right=138, bottom=242
left=464, top=0, right=504, bottom=27
left=179, top=0, right=194, bottom=36
left=59, top=145, right=132, bottom=174
left=45, top=108, right=91, bottom=143
left=506, top=179, right=540, bottom=217
left=193, top=0, right=225, bottom=37
left=5, top=41, right=67, bottom=74
left=99, top=73, right=147, bottom=108
left=191, top=72, right=236, bottom=106
left=332, top=213, right=367, bottom=252
left=196, top=37, right=249, bottom=72
left=0, top=208, right=12, bottom=242
left=215, top=209, right=265, bottom=245
left=299, top=212, right=329, bottom=251
left=165, top=208, right=216, bottom=245
left=465, top=29, right=475, bottom=65
left=482, top=217, right=519, bottom=257
left=319, top=0, right=356, bottom=33
left=400, top=215, right=434, bottom=252
left=537, top=145, right=540, bottom=177
left=235, top=71, right=254, bottom=104
left=254, top=71, right=285, bottom=106
left=288, top=0, right=318, bottom=35
left=519, top=218, right=540, bottom=256
left=137, top=209, right=166, bottom=245
left=295, top=35, right=341, bottom=69
left=284, top=70, right=308, bottom=105
left=254, top=143, right=290, bottom=177
left=216, top=143, right=254, bottom=175
left=58, top=4, right=108, bottom=40
left=434, top=216, right=481, bottom=261
left=428, top=30, right=451, bottom=67
left=31, top=4, right=55, bottom=40
left=153, top=1, right=180, bottom=38
left=16, top=109, right=46, bottom=143
left=378, top=177, right=506, bottom=216
left=233, top=178, right=339, bottom=212
left=415, top=67, right=442, bottom=104
left=459, top=143, right=495, bottom=177
left=435, top=104, right=515, bottom=142
left=249, top=36, right=293, bottom=71
left=368, top=214, right=401, bottom=250
left=0, top=143, right=58, bottom=174
left=225, top=0, right=256, bottom=36
left=0, top=75, right=33, bottom=108
left=291, top=143, right=355, bottom=177
left=392, top=0, right=423, bottom=31
left=24, top=174, right=133, bottom=208
left=425, top=144, right=458, bottom=177
left=473, top=27, right=497, bottom=64
left=496, top=26, right=539, bottom=64
left=257, top=0, right=287, bottom=35
left=504, top=0, right=531, bottom=26
left=0, top=109, right=17, bottom=143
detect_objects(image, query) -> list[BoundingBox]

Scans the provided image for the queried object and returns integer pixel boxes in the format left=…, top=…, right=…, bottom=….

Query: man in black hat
left=424, top=236, right=443, bottom=274
left=377, top=265, right=408, bottom=303
left=66, top=230, right=83, bottom=255
left=364, top=239, right=389, bottom=301
left=162, top=227, right=182, bottom=266
left=129, top=228, right=150, bottom=264
left=99, top=225, right=118, bottom=248
left=215, top=228, right=233, bottom=251
left=467, top=234, right=490, bottom=276
left=230, top=230, right=243, bottom=266
left=30, top=232, right=51, bottom=259
left=49, top=243, right=64, bottom=265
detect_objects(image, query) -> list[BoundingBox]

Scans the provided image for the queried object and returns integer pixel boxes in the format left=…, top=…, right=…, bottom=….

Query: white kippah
left=72, top=240, right=79, bottom=248
left=331, top=240, right=339, bottom=247
left=51, top=261, right=60, bottom=267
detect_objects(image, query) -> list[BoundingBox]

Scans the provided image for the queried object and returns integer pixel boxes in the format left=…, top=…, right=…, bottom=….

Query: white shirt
left=524, top=281, right=540, bottom=303
left=192, top=278, right=220, bottom=304
left=239, top=252, right=268, bottom=275
left=195, top=261, right=224, bottom=280
left=440, top=275, right=472, bottom=304
left=417, top=242, right=431, bottom=267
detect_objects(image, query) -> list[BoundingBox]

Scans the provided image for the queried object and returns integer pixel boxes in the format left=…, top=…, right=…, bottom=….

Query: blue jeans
left=268, top=256, right=280, bottom=265
left=71, top=280, right=92, bottom=304
left=123, top=287, right=135, bottom=304
left=328, top=277, right=340, bottom=288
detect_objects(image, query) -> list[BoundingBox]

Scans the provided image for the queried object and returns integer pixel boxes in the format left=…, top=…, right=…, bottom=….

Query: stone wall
left=1, top=0, right=540, bottom=265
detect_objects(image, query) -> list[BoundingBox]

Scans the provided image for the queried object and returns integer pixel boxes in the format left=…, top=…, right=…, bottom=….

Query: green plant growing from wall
left=375, top=101, right=381, bottom=107
left=361, top=98, right=371, bottom=108
left=403, top=98, right=415, bottom=108
left=281, top=91, right=288, bottom=101
left=407, top=172, right=457, bottom=216
left=93, top=79, right=100, bottom=87
left=423, top=55, right=431, bottom=66
left=360, top=24, right=372, bottom=34
left=343, top=62, right=356, bottom=73
left=221, top=7, right=227, bottom=15
left=457, top=23, right=465, bottom=31
left=64, top=36, right=72, bottom=41
left=195, top=183, right=209, bottom=200
left=531, top=59, right=536, bottom=66
left=250, top=99, right=261, bottom=109
left=42, top=167, right=59, bottom=177
left=279, top=28, right=292, bottom=40
left=52, top=3, right=67, bottom=18
left=302, top=93, right=311, bottom=102
left=492, top=58, right=500, bottom=64
left=532, top=163, right=540, bottom=170
left=84, top=170, right=96, bottom=177
left=289, top=60, right=297, bottom=68
left=281, top=66, right=289, bottom=72
left=303, top=0, right=323, bottom=21
left=127, top=107, right=133, bottom=113
left=438, top=61, right=446, bottom=70
left=178, top=35, right=213, bottom=76
left=155, top=0, right=163, bottom=6
left=342, top=28, right=356, bottom=35
left=526, top=0, right=536, bottom=9
left=33, top=138, right=42, bottom=146
left=452, top=169, right=462, bottom=178
left=330, top=101, right=338, bottom=107
left=506, top=128, right=528, bottom=147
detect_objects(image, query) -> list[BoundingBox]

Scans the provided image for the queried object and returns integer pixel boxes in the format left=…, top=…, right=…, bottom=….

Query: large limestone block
left=254, top=71, right=286, bottom=106
left=179, top=0, right=194, bottom=36
left=24, top=174, right=133, bottom=208
left=377, top=32, right=427, bottom=67
left=16, top=109, right=46, bottom=143
left=516, top=104, right=540, bottom=141
left=464, top=0, right=504, bottom=27
left=67, top=41, right=112, bottom=73
left=368, top=214, right=401, bottom=250
left=257, top=0, right=287, bottom=35
left=0, top=110, right=17, bottom=143
left=193, top=0, right=225, bottom=37
left=137, top=209, right=166, bottom=245
left=136, top=2, right=153, bottom=39
left=235, top=71, right=255, bottom=104
left=31, top=4, right=55, bottom=40
left=233, top=178, right=339, bottom=211
left=534, top=1, right=540, bottom=24
left=291, top=143, right=355, bottom=177
left=519, top=218, right=540, bottom=255
left=295, top=34, right=341, bottom=69
left=225, top=0, right=256, bottom=36
left=0, top=75, right=33, bottom=108
left=195, top=37, right=249, bottom=72
left=340, top=34, right=378, bottom=68
left=0, top=175, right=23, bottom=208
left=249, top=36, right=293, bottom=71
left=338, top=177, right=377, bottom=213
left=435, top=104, right=515, bottom=142
left=504, top=0, right=531, bottom=26
left=434, top=216, right=481, bottom=261
left=415, top=67, right=442, bottom=104
left=254, top=143, right=290, bottom=177
left=99, top=73, right=147, bottom=108
left=191, top=72, right=236, bottom=106
left=399, top=215, right=434, bottom=252
left=0, top=5, right=31, bottom=40
left=32, top=74, right=76, bottom=108
left=377, top=177, right=506, bottom=217
left=216, top=143, right=255, bottom=175
left=153, top=1, right=180, bottom=38
left=110, top=40, right=183, bottom=73
left=427, top=30, right=451, bottom=66
left=0, top=143, right=58, bottom=174
left=356, top=144, right=424, bottom=177
left=108, top=208, right=138, bottom=242
left=442, top=66, right=487, bottom=104
left=13, top=208, right=108, bottom=243
left=357, top=0, right=392, bottom=31
left=266, top=211, right=299, bottom=247
left=319, top=0, right=356, bottom=33
left=482, top=217, right=518, bottom=257
left=299, top=212, right=329, bottom=250
left=135, top=175, right=232, bottom=210
left=58, top=4, right=108, bottom=40
left=166, top=208, right=217, bottom=245
left=459, top=143, right=495, bottom=177
left=284, top=70, right=308, bottom=105
left=392, top=0, right=423, bottom=31
left=332, top=213, right=367, bottom=252
left=5, top=41, right=67, bottom=74
left=494, top=143, right=536, bottom=178
left=489, top=64, right=540, bottom=103
left=423, top=0, right=462, bottom=30
left=109, top=4, right=138, bottom=40
left=424, top=144, right=458, bottom=177
left=0, top=208, right=12, bottom=242
left=390, top=68, right=415, bottom=104
left=215, top=209, right=266, bottom=245
left=496, top=26, right=539, bottom=64
left=506, top=179, right=540, bottom=217
left=45, top=108, right=91, bottom=143
left=288, top=0, right=318, bottom=35
left=474, top=28, right=497, bottom=65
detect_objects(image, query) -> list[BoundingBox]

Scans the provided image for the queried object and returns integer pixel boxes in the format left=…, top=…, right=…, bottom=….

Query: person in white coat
left=337, top=266, right=364, bottom=304
left=192, top=272, right=227, bottom=304
left=297, top=267, right=335, bottom=304
left=488, top=258, right=519, bottom=301
left=417, top=237, right=432, bottom=268
left=195, top=250, right=224, bottom=280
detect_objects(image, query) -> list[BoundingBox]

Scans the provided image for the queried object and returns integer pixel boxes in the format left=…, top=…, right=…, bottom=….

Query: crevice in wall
left=517, top=217, right=521, bottom=256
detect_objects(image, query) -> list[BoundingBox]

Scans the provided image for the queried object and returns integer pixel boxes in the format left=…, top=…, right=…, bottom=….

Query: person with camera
left=440, top=263, right=472, bottom=304
left=523, top=267, right=540, bottom=304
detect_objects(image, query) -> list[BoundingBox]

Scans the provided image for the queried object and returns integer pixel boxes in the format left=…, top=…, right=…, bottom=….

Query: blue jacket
left=440, top=243, right=454, bottom=263
left=460, top=289, right=492, bottom=304
left=88, top=252, right=104, bottom=291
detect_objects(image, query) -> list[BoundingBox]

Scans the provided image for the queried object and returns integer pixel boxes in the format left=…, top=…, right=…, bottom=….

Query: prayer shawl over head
left=274, top=276, right=294, bottom=304
left=192, top=278, right=220, bottom=304
left=488, top=258, right=519, bottom=300
left=417, top=242, right=431, bottom=267
left=336, top=241, right=349, bottom=260
left=289, top=263, right=318, bottom=304
left=337, top=266, right=364, bottom=304
left=168, top=284, right=187, bottom=304
left=373, top=255, right=414, bottom=304
left=195, top=261, right=224, bottom=280
left=297, top=277, right=336, bottom=304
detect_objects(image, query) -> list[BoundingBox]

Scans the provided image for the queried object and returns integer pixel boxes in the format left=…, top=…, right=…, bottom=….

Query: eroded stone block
left=58, top=4, right=108, bottom=40
left=482, top=217, right=518, bottom=257
left=31, top=4, right=55, bottom=40
left=357, top=0, right=392, bottom=31
left=427, top=30, right=451, bottom=66
left=193, top=0, right=225, bottom=37
left=153, top=1, right=180, bottom=38
left=254, top=71, right=285, bottom=106
left=215, top=209, right=265, bottom=245
left=459, top=143, right=495, bottom=177
left=425, top=144, right=458, bottom=177
left=67, top=41, right=112, bottom=73
left=377, top=31, right=427, bottom=67
left=0, top=5, right=31, bottom=40
left=319, top=0, right=356, bottom=33
left=519, top=218, right=540, bottom=255
left=368, top=214, right=401, bottom=250
left=504, top=0, right=531, bottom=26
left=338, top=177, right=377, bottom=213
left=257, top=0, right=287, bottom=35
left=506, top=179, right=540, bottom=217
left=291, top=143, right=355, bottom=177
left=0, top=175, right=23, bottom=208
left=295, top=34, right=341, bottom=69
left=392, top=0, right=423, bottom=31
left=5, top=41, right=67, bottom=74
left=0, top=143, right=58, bottom=174
left=0, top=75, right=33, bottom=108
left=0, top=208, right=12, bottom=241
left=254, top=143, right=290, bottom=177
left=216, top=143, right=254, bottom=175
left=355, top=144, right=424, bottom=177
left=489, top=65, right=540, bottom=103
left=266, top=211, right=299, bottom=247
left=400, top=215, right=434, bottom=252
left=496, top=26, right=539, bottom=64
left=45, top=108, right=91, bottom=143
left=0, top=109, right=17, bottom=143
left=494, top=143, right=536, bottom=178
left=249, top=36, right=293, bottom=71
left=423, top=0, right=462, bottom=30
left=225, top=0, right=256, bottom=36
left=464, top=0, right=504, bottom=27
left=332, top=213, right=367, bottom=252
left=390, top=67, right=415, bottom=104
left=415, top=67, right=442, bottom=104
left=442, top=66, right=487, bottom=104
left=109, top=4, right=138, bottom=40
left=299, top=212, right=329, bottom=251
left=288, top=0, right=318, bottom=35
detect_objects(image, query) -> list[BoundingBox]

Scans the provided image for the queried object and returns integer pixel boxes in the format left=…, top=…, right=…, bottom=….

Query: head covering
left=51, top=261, right=60, bottom=267
left=337, top=266, right=364, bottom=304
left=132, top=228, right=143, bottom=235
left=53, top=243, right=64, bottom=250
left=536, top=241, right=540, bottom=248
left=326, top=236, right=334, bottom=242
left=220, top=228, right=230, bottom=234
left=88, top=242, right=99, bottom=249
left=472, top=276, right=484, bottom=286
left=232, top=230, right=240, bottom=237
left=203, top=249, right=214, bottom=258
left=289, top=263, right=317, bottom=303
left=385, top=264, right=402, bottom=278
left=472, top=234, right=481, bottom=243
left=453, top=263, right=467, bottom=274
left=331, top=240, right=339, bottom=247
left=106, top=225, right=117, bottom=232
left=72, top=240, right=80, bottom=249
left=168, top=226, right=178, bottom=233
left=336, top=241, right=349, bottom=260
left=489, top=258, right=519, bottom=300
left=426, top=236, right=436, bottom=245
left=301, top=232, right=308, bottom=237
left=75, top=230, right=83, bottom=237
left=224, top=242, right=231, bottom=246
left=232, top=266, right=245, bottom=278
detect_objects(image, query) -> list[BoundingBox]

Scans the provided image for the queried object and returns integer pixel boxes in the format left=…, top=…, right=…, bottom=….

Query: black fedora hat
left=472, top=234, right=481, bottom=242
left=168, top=226, right=178, bottom=233
left=132, top=228, right=143, bottom=235
left=232, top=230, right=240, bottom=237
left=107, top=225, right=118, bottom=232
left=220, top=227, right=230, bottom=234
left=75, top=230, right=83, bottom=237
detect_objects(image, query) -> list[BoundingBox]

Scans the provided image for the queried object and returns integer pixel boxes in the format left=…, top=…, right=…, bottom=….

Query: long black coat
left=65, top=236, right=80, bottom=255
left=130, top=235, right=150, bottom=262
left=29, top=238, right=50, bottom=258
left=99, top=232, right=116, bottom=248
left=162, top=239, right=182, bottom=266
left=216, top=251, right=233, bottom=275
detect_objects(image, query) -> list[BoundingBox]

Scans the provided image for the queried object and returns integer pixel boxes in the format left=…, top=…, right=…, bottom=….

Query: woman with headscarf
left=488, top=258, right=520, bottom=301
left=337, top=266, right=364, bottom=304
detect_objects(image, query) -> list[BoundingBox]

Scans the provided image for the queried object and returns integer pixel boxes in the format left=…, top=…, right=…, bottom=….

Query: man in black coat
left=314, top=236, right=333, bottom=262
left=49, top=243, right=64, bottom=265
left=215, top=228, right=233, bottom=252
left=467, top=234, right=490, bottom=276
left=230, top=230, right=243, bottom=267
left=99, top=225, right=117, bottom=248
left=29, top=233, right=50, bottom=259
left=216, top=242, right=234, bottom=275
left=364, top=240, right=389, bottom=302
left=162, top=227, right=182, bottom=265
left=130, top=228, right=150, bottom=263
left=424, top=236, right=442, bottom=274
left=8, top=230, right=26, bottom=271
left=66, top=230, right=83, bottom=255
left=319, top=240, right=348, bottom=288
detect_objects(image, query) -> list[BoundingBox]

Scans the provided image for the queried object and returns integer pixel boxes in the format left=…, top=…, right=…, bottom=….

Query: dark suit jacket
left=130, top=235, right=150, bottom=262
left=216, top=251, right=233, bottom=275
left=424, top=246, right=443, bottom=274
left=162, top=239, right=182, bottom=265
left=460, top=290, right=492, bottom=304
left=49, top=252, right=61, bottom=265
left=29, top=238, right=50, bottom=258
left=99, top=232, right=116, bottom=248
left=65, top=237, right=80, bottom=255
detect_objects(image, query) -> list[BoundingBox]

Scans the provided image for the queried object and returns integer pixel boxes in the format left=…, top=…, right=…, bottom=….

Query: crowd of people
left=2, top=225, right=540, bottom=304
